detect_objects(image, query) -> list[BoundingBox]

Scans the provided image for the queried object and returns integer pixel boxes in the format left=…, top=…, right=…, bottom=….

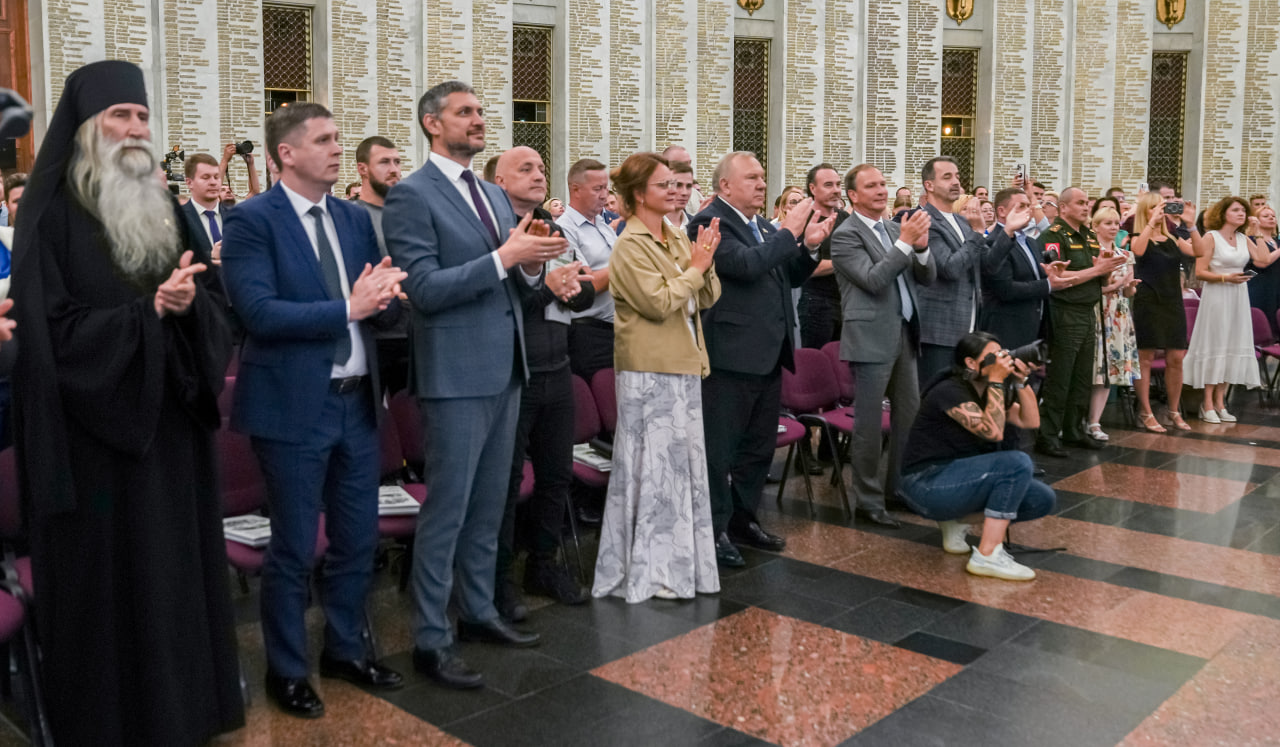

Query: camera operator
left=898, top=332, right=1056, bottom=581
left=219, top=141, right=261, bottom=200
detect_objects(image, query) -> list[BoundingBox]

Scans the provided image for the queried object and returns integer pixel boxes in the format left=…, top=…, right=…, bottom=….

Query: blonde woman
left=593, top=152, right=723, bottom=603
left=1185, top=197, right=1280, bottom=422
left=1086, top=206, right=1139, bottom=440
left=1247, top=205, right=1280, bottom=336
left=771, top=186, right=804, bottom=227
left=1131, top=192, right=1198, bottom=431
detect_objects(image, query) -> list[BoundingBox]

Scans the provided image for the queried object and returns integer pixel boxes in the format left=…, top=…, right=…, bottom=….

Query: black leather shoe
left=1035, top=440, right=1069, bottom=458
left=575, top=504, right=602, bottom=526
left=457, top=618, right=541, bottom=647
left=1032, top=465, right=1047, bottom=478
left=265, top=673, right=325, bottom=718
left=1063, top=435, right=1104, bottom=450
left=319, top=654, right=405, bottom=691
left=854, top=508, right=901, bottom=528
left=715, top=532, right=746, bottom=568
left=412, top=646, right=484, bottom=689
left=729, top=521, right=786, bottom=552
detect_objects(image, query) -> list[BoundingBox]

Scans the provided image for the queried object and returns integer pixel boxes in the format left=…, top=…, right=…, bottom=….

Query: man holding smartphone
left=1034, top=187, right=1126, bottom=457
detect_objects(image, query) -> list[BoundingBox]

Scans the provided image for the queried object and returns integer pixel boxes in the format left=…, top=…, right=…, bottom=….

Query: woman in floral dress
left=1086, top=205, right=1140, bottom=441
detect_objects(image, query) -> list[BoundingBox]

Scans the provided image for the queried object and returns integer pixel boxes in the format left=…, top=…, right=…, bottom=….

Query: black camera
left=234, top=140, right=254, bottom=157
left=980, top=339, right=1049, bottom=370
left=1163, top=200, right=1184, bottom=216
left=161, top=147, right=185, bottom=182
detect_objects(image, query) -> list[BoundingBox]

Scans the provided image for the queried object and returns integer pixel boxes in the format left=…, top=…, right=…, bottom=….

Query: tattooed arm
left=945, top=386, right=1007, bottom=441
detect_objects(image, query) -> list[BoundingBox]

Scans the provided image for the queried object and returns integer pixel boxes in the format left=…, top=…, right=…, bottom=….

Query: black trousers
left=798, top=289, right=841, bottom=349
left=702, top=366, right=782, bottom=536
left=568, top=319, right=614, bottom=381
left=499, top=366, right=574, bottom=574
left=1038, top=303, right=1096, bottom=444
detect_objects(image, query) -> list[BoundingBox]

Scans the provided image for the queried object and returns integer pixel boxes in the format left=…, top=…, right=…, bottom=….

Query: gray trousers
left=848, top=324, right=920, bottom=510
left=411, top=381, right=521, bottom=650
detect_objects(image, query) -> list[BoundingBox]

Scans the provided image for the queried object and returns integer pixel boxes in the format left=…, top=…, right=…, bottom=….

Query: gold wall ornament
left=1156, top=0, right=1186, bottom=29
left=946, top=0, right=975, bottom=25
left=737, top=0, right=764, bottom=16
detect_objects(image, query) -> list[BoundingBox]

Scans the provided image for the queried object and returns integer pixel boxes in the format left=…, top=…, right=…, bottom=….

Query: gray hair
left=711, top=151, right=758, bottom=194
left=417, top=81, right=476, bottom=142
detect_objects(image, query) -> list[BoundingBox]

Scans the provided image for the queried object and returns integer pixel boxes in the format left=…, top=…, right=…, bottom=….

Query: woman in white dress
left=1185, top=197, right=1280, bottom=422
left=592, top=152, right=723, bottom=603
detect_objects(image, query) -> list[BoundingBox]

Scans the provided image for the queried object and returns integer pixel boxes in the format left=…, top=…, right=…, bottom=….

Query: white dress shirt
left=279, top=181, right=368, bottom=379
left=558, top=204, right=617, bottom=322
left=190, top=196, right=223, bottom=248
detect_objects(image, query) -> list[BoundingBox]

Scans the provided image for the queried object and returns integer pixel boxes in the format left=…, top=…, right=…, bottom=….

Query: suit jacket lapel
left=425, top=162, right=497, bottom=251
left=328, top=203, right=365, bottom=285
left=270, top=189, right=330, bottom=297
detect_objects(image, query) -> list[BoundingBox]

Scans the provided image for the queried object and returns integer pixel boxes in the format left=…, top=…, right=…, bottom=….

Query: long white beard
left=69, top=120, right=179, bottom=282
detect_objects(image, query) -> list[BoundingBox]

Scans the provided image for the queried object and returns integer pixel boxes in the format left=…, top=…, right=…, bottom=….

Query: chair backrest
left=1185, top=304, right=1197, bottom=337
left=225, top=344, right=241, bottom=378
left=216, top=426, right=267, bottom=517
left=1184, top=296, right=1200, bottom=310
left=590, top=367, right=617, bottom=435
left=378, top=414, right=406, bottom=480
left=389, top=390, right=425, bottom=474
left=571, top=375, right=601, bottom=444
left=781, top=347, right=841, bottom=414
left=1251, top=307, right=1274, bottom=346
left=820, top=341, right=855, bottom=403
left=0, top=448, right=22, bottom=543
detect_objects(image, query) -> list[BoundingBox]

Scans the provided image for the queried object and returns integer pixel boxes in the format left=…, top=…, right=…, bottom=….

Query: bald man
left=492, top=146, right=594, bottom=618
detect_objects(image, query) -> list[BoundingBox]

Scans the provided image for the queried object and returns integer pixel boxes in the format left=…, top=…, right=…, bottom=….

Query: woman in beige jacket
left=591, top=152, right=723, bottom=603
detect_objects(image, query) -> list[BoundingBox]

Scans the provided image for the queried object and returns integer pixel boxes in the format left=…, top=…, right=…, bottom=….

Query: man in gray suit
left=830, top=164, right=936, bottom=528
left=383, top=81, right=571, bottom=690
left=915, top=156, right=989, bottom=385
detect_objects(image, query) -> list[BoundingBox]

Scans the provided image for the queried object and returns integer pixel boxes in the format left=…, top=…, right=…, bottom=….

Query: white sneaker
left=938, top=520, right=972, bottom=554
left=1218, top=408, right=1237, bottom=423
left=653, top=587, right=679, bottom=600
left=966, top=545, right=1036, bottom=581
left=1199, top=407, right=1221, bottom=424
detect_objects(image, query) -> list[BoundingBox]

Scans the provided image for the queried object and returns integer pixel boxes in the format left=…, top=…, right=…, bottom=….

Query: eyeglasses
left=649, top=180, right=676, bottom=189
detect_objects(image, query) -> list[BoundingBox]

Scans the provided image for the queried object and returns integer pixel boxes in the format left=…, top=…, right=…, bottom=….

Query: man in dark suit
left=181, top=152, right=239, bottom=332
left=980, top=188, right=1067, bottom=347
left=221, top=102, right=407, bottom=718
left=689, top=151, right=830, bottom=568
left=383, top=81, right=570, bottom=690
left=915, top=155, right=989, bottom=385
left=830, top=165, right=935, bottom=528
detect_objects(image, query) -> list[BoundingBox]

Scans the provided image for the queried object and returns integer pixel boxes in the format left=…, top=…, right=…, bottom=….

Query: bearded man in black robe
left=11, top=60, right=243, bottom=744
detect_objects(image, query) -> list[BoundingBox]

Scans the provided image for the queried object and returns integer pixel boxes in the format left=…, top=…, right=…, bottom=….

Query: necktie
left=874, top=221, right=914, bottom=322
left=307, top=206, right=352, bottom=365
left=749, top=218, right=764, bottom=244
left=460, top=170, right=500, bottom=246
left=204, top=209, right=222, bottom=244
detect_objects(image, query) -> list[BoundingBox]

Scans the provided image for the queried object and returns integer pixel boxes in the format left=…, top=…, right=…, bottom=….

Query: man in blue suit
left=384, top=81, right=570, bottom=690
left=221, top=102, right=407, bottom=718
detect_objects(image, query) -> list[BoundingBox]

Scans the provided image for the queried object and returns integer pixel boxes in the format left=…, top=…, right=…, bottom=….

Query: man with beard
left=915, top=155, right=989, bottom=385
left=385, top=81, right=567, bottom=689
left=353, top=136, right=409, bottom=393
left=11, top=60, right=243, bottom=744
left=353, top=135, right=402, bottom=255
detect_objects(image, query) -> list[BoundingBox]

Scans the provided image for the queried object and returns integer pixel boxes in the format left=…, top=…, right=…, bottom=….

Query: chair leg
left=775, top=441, right=796, bottom=509
left=18, top=621, right=51, bottom=747
left=237, top=571, right=250, bottom=595
left=397, top=538, right=414, bottom=592
left=562, top=500, right=586, bottom=586
left=362, top=604, right=380, bottom=661
left=824, top=423, right=852, bottom=520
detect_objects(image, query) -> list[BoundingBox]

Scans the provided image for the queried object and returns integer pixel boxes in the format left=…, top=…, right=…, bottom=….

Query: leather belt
left=329, top=375, right=368, bottom=394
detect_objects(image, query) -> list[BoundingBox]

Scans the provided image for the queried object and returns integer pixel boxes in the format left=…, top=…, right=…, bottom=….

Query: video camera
left=0, top=88, right=31, bottom=142
left=161, top=146, right=185, bottom=182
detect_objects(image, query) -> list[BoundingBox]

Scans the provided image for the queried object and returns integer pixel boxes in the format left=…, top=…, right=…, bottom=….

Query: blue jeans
left=899, top=450, right=1055, bottom=522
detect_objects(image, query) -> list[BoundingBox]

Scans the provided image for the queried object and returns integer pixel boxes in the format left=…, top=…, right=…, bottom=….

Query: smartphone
left=1014, top=164, right=1026, bottom=182
left=1138, top=182, right=1149, bottom=194
left=1245, top=269, right=1259, bottom=278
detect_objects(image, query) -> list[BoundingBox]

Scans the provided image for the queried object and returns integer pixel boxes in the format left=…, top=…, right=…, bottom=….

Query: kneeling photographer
left=898, top=332, right=1056, bottom=581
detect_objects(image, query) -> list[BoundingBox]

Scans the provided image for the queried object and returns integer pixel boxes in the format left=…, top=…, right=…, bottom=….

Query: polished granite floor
left=18, top=394, right=1280, bottom=746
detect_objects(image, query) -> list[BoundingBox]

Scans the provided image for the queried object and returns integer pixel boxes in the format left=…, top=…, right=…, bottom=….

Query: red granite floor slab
left=1120, top=617, right=1280, bottom=747
left=1052, top=463, right=1253, bottom=512
left=1109, top=431, right=1280, bottom=468
left=592, top=606, right=961, bottom=747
